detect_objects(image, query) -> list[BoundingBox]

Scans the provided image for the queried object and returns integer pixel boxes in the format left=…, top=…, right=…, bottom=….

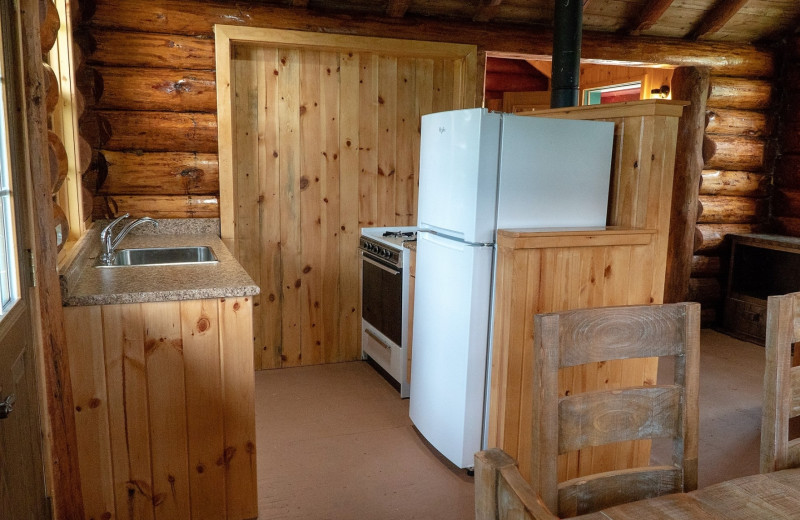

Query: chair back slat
left=761, top=292, right=800, bottom=473
left=533, top=302, right=700, bottom=517
left=558, top=386, right=682, bottom=453
left=791, top=367, right=800, bottom=417
left=557, top=466, right=682, bottom=518
left=551, top=305, right=691, bottom=368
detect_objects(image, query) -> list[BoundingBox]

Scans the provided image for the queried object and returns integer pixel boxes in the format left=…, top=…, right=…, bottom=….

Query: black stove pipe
left=550, top=0, right=583, bottom=108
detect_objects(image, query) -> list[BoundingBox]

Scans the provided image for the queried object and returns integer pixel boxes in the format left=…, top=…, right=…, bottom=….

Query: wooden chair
left=761, top=292, right=800, bottom=473
left=476, top=302, right=700, bottom=519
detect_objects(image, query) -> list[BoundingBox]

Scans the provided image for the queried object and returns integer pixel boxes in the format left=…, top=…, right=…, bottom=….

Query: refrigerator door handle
left=362, top=254, right=400, bottom=275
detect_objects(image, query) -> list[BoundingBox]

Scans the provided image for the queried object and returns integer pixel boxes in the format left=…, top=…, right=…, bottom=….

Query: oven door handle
left=361, top=254, right=400, bottom=275
left=365, top=329, right=392, bottom=350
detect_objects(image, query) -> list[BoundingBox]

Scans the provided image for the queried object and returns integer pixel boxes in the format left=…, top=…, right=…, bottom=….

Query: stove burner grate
left=382, top=230, right=416, bottom=238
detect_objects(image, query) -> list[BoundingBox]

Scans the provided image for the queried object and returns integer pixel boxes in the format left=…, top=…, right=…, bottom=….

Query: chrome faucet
left=99, top=213, right=158, bottom=264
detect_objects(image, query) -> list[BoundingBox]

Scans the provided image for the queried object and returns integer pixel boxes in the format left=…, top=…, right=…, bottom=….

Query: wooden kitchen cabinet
left=64, top=297, right=257, bottom=520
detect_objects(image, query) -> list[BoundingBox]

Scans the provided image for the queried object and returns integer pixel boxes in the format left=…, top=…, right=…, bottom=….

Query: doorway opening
left=482, top=55, right=673, bottom=112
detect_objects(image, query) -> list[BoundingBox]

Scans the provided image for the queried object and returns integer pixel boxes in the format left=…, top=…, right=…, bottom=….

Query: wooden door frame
left=17, top=0, right=85, bottom=516
left=213, top=25, right=478, bottom=249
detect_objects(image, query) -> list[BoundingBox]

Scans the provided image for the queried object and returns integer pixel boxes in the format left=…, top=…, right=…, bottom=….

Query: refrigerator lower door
left=409, top=232, right=494, bottom=469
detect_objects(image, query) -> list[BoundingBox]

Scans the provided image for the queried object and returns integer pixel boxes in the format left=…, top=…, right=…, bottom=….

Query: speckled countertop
left=61, top=219, right=259, bottom=307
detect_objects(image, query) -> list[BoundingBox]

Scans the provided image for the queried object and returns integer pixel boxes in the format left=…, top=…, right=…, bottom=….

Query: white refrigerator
left=409, top=108, right=615, bottom=469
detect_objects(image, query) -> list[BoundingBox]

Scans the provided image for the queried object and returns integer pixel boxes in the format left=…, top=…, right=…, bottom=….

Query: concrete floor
left=693, top=329, right=765, bottom=487
left=254, top=361, right=473, bottom=520
left=254, top=329, right=766, bottom=519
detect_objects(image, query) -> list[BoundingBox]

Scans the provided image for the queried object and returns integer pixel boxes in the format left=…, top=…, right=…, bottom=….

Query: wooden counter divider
left=491, top=100, right=683, bottom=486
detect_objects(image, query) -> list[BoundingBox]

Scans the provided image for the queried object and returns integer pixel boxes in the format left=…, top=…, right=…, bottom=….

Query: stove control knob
left=384, top=249, right=392, bottom=258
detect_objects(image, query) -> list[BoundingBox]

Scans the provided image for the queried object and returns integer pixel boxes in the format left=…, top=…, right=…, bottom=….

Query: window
left=0, top=16, right=19, bottom=318
left=583, top=81, right=642, bottom=106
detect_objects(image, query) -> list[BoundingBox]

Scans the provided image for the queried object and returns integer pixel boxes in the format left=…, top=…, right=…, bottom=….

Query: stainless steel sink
left=96, top=246, right=219, bottom=268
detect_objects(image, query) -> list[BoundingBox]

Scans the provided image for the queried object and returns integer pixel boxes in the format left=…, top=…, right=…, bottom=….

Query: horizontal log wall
left=81, top=0, right=778, bottom=327
left=773, top=37, right=800, bottom=236
left=692, top=70, right=774, bottom=323
left=80, top=7, right=222, bottom=218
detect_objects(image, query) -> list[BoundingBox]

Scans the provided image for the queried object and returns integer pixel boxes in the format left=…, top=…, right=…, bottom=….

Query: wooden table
left=574, top=468, right=800, bottom=519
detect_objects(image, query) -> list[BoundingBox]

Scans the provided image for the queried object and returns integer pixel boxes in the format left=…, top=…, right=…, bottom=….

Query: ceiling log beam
left=688, top=0, right=749, bottom=40
left=386, top=0, right=410, bottom=18
left=90, top=0, right=776, bottom=78
left=474, top=0, right=503, bottom=23
left=291, top=0, right=309, bottom=6
left=628, top=0, right=676, bottom=35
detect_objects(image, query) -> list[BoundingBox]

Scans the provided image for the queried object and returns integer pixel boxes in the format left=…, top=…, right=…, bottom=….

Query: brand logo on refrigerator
left=439, top=126, right=446, bottom=134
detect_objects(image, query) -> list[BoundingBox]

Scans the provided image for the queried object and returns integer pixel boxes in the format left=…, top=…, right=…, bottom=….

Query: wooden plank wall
left=229, top=42, right=466, bottom=369
left=63, top=298, right=257, bottom=520
left=773, top=36, right=800, bottom=237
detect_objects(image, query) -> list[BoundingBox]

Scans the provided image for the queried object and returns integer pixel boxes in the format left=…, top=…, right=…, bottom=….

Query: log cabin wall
left=78, top=0, right=777, bottom=335
left=773, top=35, right=800, bottom=236
left=691, top=72, right=773, bottom=323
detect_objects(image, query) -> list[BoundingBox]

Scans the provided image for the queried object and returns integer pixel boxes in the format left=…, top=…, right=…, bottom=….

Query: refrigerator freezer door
left=409, top=232, right=494, bottom=468
left=496, top=116, right=614, bottom=229
left=417, top=108, right=501, bottom=244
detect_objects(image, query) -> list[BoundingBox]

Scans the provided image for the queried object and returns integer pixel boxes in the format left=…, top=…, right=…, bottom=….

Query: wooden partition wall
left=489, top=100, right=685, bottom=484
left=215, top=27, right=477, bottom=369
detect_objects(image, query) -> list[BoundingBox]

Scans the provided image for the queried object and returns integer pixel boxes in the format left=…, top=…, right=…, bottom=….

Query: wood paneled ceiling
left=258, top=0, right=800, bottom=44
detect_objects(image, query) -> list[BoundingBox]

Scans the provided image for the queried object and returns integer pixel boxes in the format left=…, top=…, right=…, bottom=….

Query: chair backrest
left=531, top=302, right=700, bottom=517
left=761, top=292, right=800, bottom=473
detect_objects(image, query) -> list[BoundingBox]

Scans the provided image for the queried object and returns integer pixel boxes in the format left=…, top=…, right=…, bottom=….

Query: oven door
left=361, top=252, right=403, bottom=346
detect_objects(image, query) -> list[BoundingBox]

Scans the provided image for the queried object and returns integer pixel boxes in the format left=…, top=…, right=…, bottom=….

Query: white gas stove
left=359, top=226, right=417, bottom=397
